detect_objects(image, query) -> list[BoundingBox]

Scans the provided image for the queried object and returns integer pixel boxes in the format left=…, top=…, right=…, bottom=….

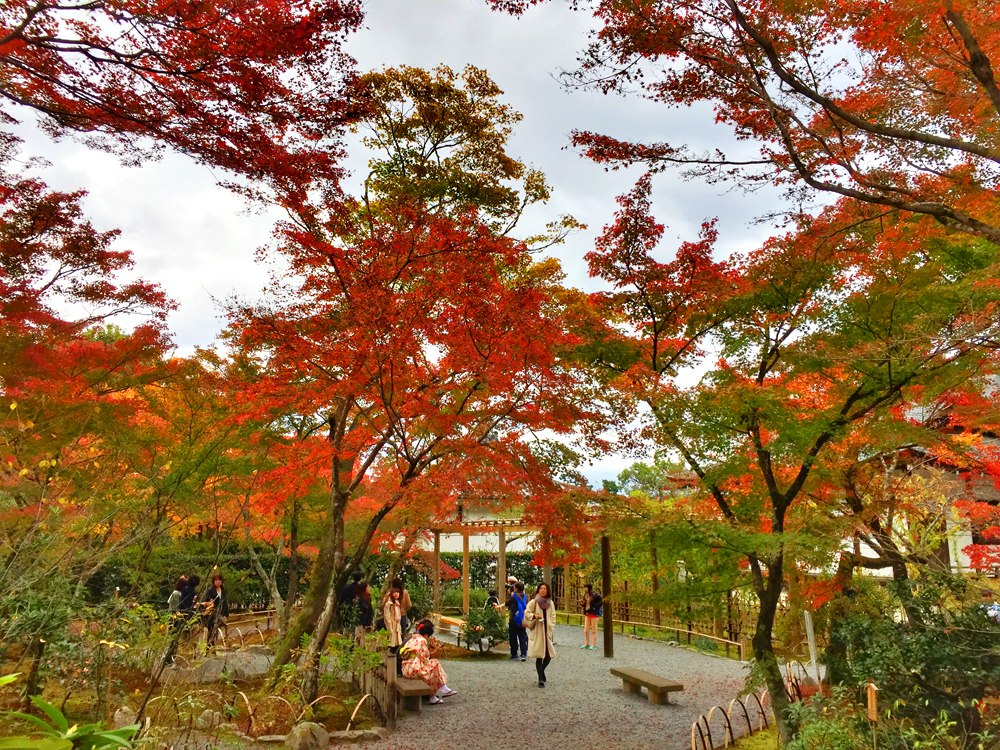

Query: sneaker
left=509, top=655, right=519, bottom=660
left=580, top=644, right=589, bottom=649
left=520, top=657, right=526, bottom=662
left=538, top=681, right=545, bottom=688
left=429, top=696, right=443, bottom=705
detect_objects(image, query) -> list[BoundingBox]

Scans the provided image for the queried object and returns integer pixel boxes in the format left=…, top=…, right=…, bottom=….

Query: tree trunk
left=281, top=498, right=300, bottom=638
left=267, top=502, right=342, bottom=685
left=23, top=638, right=46, bottom=710
left=825, top=551, right=856, bottom=685
left=300, top=574, right=340, bottom=704
left=751, top=553, right=795, bottom=745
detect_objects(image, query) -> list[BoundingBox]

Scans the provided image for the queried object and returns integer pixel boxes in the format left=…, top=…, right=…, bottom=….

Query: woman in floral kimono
left=401, top=619, right=456, bottom=704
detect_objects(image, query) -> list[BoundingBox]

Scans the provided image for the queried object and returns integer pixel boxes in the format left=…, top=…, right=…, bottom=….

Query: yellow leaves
left=9, top=402, right=16, bottom=410
left=99, top=639, right=128, bottom=651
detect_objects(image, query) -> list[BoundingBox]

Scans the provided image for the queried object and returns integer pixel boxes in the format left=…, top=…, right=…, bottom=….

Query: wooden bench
left=396, top=677, right=435, bottom=712
left=610, top=667, right=684, bottom=705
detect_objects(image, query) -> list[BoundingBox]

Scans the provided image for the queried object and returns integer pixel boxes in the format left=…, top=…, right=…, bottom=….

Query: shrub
left=823, top=574, right=1000, bottom=745
left=441, top=586, right=488, bottom=610
left=460, top=607, right=506, bottom=654
left=405, top=577, right=432, bottom=621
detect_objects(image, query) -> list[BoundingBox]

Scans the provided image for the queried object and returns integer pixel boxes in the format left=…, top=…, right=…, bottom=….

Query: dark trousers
left=535, top=656, right=551, bottom=682
left=509, top=623, right=527, bottom=657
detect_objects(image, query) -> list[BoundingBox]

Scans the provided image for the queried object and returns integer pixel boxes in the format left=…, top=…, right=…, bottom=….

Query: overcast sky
left=12, top=0, right=787, bottom=485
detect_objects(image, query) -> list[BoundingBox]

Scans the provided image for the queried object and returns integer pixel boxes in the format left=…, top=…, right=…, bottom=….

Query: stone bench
left=396, top=676, right=435, bottom=712
left=610, top=667, right=684, bottom=705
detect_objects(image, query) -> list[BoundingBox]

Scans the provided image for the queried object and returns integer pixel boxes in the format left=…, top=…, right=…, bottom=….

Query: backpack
left=512, top=593, right=527, bottom=627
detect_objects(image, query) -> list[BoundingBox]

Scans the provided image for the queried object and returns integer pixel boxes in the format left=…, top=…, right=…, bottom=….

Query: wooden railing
left=352, top=630, right=398, bottom=730
left=557, top=611, right=746, bottom=660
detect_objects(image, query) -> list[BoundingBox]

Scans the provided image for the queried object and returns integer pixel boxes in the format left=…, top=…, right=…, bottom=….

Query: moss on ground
left=735, top=727, right=779, bottom=749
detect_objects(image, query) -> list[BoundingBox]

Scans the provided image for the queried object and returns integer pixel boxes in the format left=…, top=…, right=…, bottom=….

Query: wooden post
left=866, top=681, right=878, bottom=722
left=650, top=538, right=661, bottom=627
left=433, top=531, right=441, bottom=612
left=602, top=535, right=613, bottom=658
left=498, top=528, right=507, bottom=595
left=564, top=561, right=574, bottom=612
left=386, top=652, right=397, bottom=731
left=462, top=531, right=470, bottom=615
left=804, top=609, right=820, bottom=683
left=542, top=531, right=552, bottom=590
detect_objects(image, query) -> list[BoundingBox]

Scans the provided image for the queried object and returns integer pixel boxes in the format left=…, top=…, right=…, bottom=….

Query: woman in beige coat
left=383, top=587, right=403, bottom=649
left=524, top=582, right=556, bottom=687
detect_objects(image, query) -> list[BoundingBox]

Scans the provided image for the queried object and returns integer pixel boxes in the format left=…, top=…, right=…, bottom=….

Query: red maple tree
left=0, top=0, right=365, bottom=188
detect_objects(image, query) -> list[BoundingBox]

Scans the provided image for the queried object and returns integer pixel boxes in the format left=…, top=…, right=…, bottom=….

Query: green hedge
left=438, top=552, right=541, bottom=591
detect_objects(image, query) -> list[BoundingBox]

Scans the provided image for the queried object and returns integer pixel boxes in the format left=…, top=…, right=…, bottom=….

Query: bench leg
left=648, top=690, right=669, bottom=705
left=623, top=680, right=642, bottom=694
left=403, top=695, right=422, bottom=712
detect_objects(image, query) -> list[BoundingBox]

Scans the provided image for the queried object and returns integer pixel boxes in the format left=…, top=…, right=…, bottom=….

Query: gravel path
left=366, top=625, right=760, bottom=750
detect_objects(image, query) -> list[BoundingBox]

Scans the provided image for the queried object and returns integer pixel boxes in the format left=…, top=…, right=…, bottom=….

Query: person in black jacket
left=201, top=573, right=229, bottom=650
left=356, top=581, right=374, bottom=628
left=179, top=575, right=201, bottom=616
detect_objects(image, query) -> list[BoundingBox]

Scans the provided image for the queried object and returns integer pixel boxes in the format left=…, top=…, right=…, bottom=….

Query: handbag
left=524, top=602, right=537, bottom=629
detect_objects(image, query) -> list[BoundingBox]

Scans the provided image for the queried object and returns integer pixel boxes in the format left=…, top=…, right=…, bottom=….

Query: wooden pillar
left=462, top=531, right=470, bottom=615
left=498, top=528, right=507, bottom=595
left=602, top=535, right=613, bottom=658
left=564, top=561, right=574, bottom=612
left=542, top=531, right=552, bottom=590
left=433, top=531, right=441, bottom=611
left=385, top=653, right=397, bottom=730
left=651, top=539, right=661, bottom=627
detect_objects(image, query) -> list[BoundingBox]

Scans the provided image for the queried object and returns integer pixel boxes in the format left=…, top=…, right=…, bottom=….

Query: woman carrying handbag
left=523, top=582, right=556, bottom=687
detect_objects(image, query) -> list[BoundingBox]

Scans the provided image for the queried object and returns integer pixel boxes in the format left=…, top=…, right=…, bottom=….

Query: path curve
left=368, top=624, right=757, bottom=750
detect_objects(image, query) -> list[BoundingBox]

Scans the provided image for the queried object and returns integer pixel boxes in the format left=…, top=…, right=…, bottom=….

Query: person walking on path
left=383, top=586, right=404, bottom=651
left=504, top=581, right=528, bottom=661
left=524, top=582, right=556, bottom=687
left=201, top=573, right=229, bottom=651
left=581, top=583, right=603, bottom=650
left=401, top=619, right=457, bottom=705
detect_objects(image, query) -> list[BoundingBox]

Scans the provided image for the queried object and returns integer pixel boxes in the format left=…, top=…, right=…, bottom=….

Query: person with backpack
left=505, top=581, right=528, bottom=661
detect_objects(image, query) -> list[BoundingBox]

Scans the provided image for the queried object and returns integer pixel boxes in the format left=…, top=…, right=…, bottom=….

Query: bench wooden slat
left=396, top=677, right=435, bottom=696
left=610, top=667, right=684, bottom=692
